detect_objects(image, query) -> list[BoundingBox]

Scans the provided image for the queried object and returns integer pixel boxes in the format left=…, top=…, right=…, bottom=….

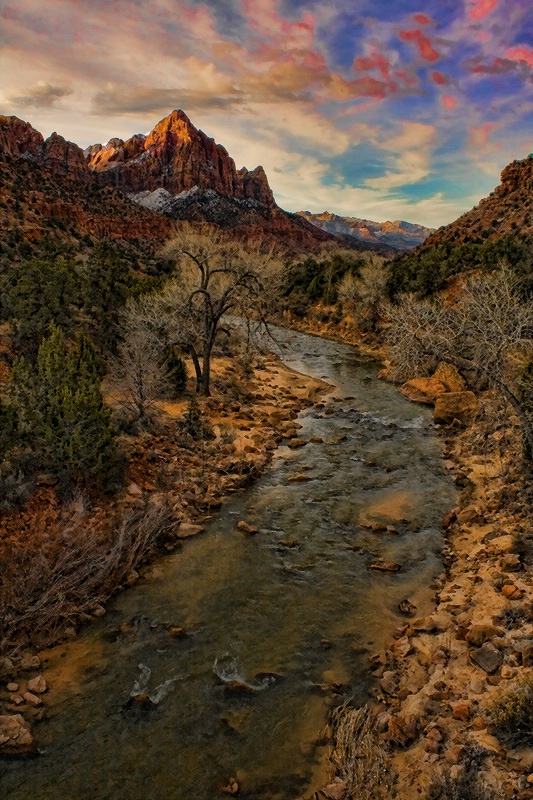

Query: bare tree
left=385, top=266, right=533, bottom=454
left=157, top=223, right=282, bottom=395
left=109, top=326, right=170, bottom=426
left=338, top=256, right=388, bottom=333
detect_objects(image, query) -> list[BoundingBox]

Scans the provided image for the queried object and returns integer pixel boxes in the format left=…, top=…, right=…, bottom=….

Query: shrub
left=180, top=395, right=214, bottom=440
left=427, top=745, right=496, bottom=800
left=489, top=670, right=533, bottom=747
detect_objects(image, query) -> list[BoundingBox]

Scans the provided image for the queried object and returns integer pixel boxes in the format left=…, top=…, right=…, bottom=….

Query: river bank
left=280, top=307, right=533, bottom=800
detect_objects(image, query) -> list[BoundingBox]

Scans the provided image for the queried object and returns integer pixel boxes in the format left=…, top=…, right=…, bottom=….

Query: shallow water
left=1, top=328, right=456, bottom=800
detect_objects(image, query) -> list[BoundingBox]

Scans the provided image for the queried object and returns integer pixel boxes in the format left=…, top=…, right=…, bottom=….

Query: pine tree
left=11, top=324, right=121, bottom=489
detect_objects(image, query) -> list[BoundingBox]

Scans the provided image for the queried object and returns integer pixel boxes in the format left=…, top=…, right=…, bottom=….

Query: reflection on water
left=1, top=328, right=456, bottom=800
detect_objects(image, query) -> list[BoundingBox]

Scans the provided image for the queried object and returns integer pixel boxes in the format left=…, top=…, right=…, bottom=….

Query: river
left=1, top=327, right=456, bottom=799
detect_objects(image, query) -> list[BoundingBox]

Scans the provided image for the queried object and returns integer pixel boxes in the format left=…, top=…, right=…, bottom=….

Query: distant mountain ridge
left=297, top=210, right=434, bottom=251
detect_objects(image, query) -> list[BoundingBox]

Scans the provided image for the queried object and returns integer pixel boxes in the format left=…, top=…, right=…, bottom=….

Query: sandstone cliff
left=87, top=110, right=275, bottom=207
left=0, top=116, right=90, bottom=182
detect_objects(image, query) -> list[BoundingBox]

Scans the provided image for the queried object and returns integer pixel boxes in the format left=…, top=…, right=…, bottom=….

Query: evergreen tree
left=11, top=324, right=121, bottom=489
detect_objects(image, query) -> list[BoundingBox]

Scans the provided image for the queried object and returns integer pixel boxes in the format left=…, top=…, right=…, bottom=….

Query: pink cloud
left=399, top=29, right=440, bottom=62
left=413, top=13, right=432, bottom=26
left=469, top=122, right=497, bottom=150
left=431, top=70, right=448, bottom=86
left=353, top=51, right=391, bottom=80
left=467, top=56, right=515, bottom=75
left=331, top=74, right=395, bottom=100
left=441, top=94, right=458, bottom=110
left=468, top=0, right=498, bottom=21
left=506, top=45, right=533, bottom=69
left=243, top=0, right=315, bottom=50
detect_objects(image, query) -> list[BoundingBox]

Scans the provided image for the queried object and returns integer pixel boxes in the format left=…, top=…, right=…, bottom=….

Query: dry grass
left=329, top=704, right=396, bottom=799
left=0, top=499, right=173, bottom=658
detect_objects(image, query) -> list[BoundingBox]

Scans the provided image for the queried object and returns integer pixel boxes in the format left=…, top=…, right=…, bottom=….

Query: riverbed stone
left=370, top=560, right=402, bottom=573
left=0, top=714, right=34, bottom=753
left=236, top=520, right=259, bottom=535
left=22, top=692, right=42, bottom=707
left=400, top=377, right=447, bottom=405
left=470, top=642, right=503, bottom=674
left=176, top=522, right=205, bottom=538
left=27, top=676, right=47, bottom=694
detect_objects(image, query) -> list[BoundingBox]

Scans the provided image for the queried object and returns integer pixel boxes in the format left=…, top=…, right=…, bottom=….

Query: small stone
left=92, top=605, right=106, bottom=618
left=451, top=700, right=471, bottom=721
left=27, top=676, right=47, bottom=694
left=127, top=482, right=143, bottom=496
left=380, top=671, right=397, bottom=695
left=236, top=520, right=258, bottom=535
left=502, top=584, right=523, bottom=600
left=470, top=642, right=503, bottom=674
left=445, top=744, right=465, bottom=764
left=19, top=654, right=40, bottom=671
left=466, top=624, right=503, bottom=648
left=176, top=523, right=205, bottom=539
left=322, top=781, right=347, bottom=799
left=501, top=665, right=516, bottom=679
left=167, top=626, right=186, bottom=639
left=9, top=694, right=24, bottom=706
left=391, top=636, right=412, bottom=658
left=398, top=599, right=417, bottom=616
left=370, top=560, right=402, bottom=573
left=501, top=554, right=522, bottom=572
left=6, top=683, right=18, bottom=693
left=22, top=692, right=42, bottom=707
left=221, top=778, right=239, bottom=795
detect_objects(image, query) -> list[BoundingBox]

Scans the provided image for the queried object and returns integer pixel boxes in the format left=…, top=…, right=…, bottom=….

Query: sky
left=0, top=0, right=532, bottom=228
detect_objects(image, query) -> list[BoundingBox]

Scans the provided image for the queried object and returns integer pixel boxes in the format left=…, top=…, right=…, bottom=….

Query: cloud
left=90, top=84, right=246, bottom=116
left=6, top=81, right=72, bottom=109
left=398, top=28, right=440, bottom=62
left=365, top=122, right=437, bottom=190
left=441, top=94, right=458, bottom=110
left=506, top=45, right=533, bottom=70
left=467, top=0, right=498, bottom=21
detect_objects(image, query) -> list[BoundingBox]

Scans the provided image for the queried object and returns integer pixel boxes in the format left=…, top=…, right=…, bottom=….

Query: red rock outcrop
left=0, top=115, right=43, bottom=157
left=419, top=153, right=533, bottom=250
left=87, top=110, right=275, bottom=207
left=0, top=116, right=89, bottom=182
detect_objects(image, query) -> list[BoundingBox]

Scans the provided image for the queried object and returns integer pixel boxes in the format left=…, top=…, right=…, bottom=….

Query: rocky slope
left=0, top=150, right=172, bottom=257
left=0, top=111, right=337, bottom=252
left=297, top=210, right=433, bottom=251
left=420, top=154, right=533, bottom=251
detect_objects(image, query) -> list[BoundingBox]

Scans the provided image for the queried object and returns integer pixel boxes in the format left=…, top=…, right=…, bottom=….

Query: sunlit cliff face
left=1, top=0, right=532, bottom=227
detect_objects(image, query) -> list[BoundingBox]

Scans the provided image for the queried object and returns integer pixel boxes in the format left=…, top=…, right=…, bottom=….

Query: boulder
left=432, top=363, right=467, bottom=393
left=0, top=714, right=35, bottom=755
left=465, top=624, right=504, bottom=648
left=400, top=377, right=447, bottom=404
left=434, top=391, right=479, bottom=425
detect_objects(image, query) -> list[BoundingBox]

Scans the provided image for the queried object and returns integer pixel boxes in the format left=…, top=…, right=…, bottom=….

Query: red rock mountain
left=86, top=110, right=274, bottom=207
left=419, top=154, right=533, bottom=251
left=0, top=111, right=339, bottom=252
